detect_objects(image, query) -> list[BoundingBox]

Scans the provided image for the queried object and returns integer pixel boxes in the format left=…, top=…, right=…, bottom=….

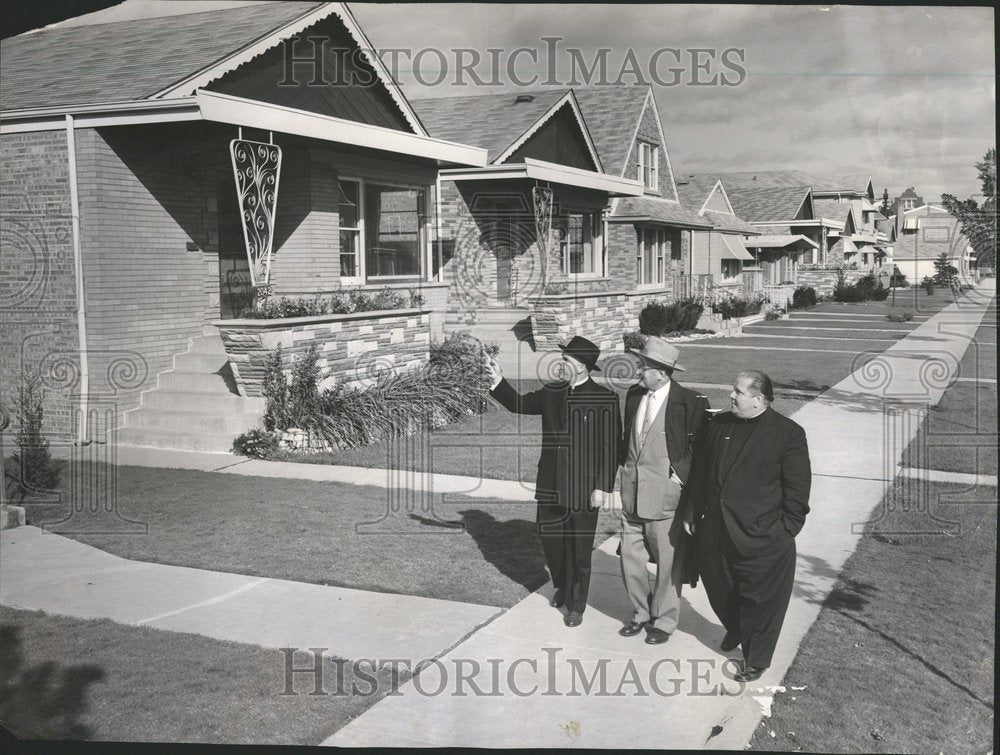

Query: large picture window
left=637, top=227, right=668, bottom=285
left=555, top=211, right=602, bottom=275
left=337, top=178, right=429, bottom=282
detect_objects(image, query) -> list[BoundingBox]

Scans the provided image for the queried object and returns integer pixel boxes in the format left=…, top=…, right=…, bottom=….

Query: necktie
left=640, top=392, right=657, bottom=443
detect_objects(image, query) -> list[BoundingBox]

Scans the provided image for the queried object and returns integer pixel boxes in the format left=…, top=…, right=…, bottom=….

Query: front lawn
left=0, top=606, right=395, bottom=744
left=750, top=479, right=996, bottom=752
left=22, top=464, right=619, bottom=609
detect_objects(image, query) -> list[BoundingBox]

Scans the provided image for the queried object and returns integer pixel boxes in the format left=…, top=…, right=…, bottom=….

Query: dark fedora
left=559, top=335, right=602, bottom=372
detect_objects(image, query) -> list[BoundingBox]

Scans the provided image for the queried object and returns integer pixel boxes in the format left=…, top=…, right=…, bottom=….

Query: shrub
left=311, top=333, right=500, bottom=451
left=791, top=286, right=817, bottom=309
left=262, top=344, right=325, bottom=433
left=639, top=297, right=704, bottom=334
left=889, top=269, right=909, bottom=288
left=11, top=369, right=60, bottom=493
left=231, top=428, right=280, bottom=459
left=240, top=287, right=424, bottom=319
left=887, top=311, right=914, bottom=323
left=833, top=271, right=889, bottom=302
left=922, top=276, right=935, bottom=295
left=711, top=295, right=763, bottom=320
left=624, top=331, right=645, bottom=351
left=764, top=309, right=781, bottom=321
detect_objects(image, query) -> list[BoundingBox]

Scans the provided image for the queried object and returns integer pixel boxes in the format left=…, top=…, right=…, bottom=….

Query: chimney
left=514, top=94, right=535, bottom=104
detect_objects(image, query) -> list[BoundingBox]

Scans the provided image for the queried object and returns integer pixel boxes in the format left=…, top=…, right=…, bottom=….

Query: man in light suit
left=617, top=337, right=709, bottom=644
left=685, top=370, right=811, bottom=682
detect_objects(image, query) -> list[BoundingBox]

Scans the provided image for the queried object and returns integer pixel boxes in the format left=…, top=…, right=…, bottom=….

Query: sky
left=351, top=3, right=996, bottom=202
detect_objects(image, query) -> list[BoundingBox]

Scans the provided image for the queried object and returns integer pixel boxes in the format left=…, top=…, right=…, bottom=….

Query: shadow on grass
left=0, top=624, right=104, bottom=740
left=793, top=553, right=877, bottom=610
left=408, top=511, right=548, bottom=594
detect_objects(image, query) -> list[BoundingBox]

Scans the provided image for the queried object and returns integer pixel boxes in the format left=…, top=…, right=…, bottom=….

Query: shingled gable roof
left=673, top=175, right=759, bottom=234
left=410, top=89, right=601, bottom=169
left=0, top=1, right=426, bottom=135
left=726, top=185, right=813, bottom=224
left=609, top=196, right=711, bottom=228
left=571, top=86, right=651, bottom=177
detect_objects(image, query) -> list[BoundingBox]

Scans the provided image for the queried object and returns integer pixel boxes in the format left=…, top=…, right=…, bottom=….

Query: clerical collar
left=735, top=407, right=768, bottom=424
left=569, top=375, right=589, bottom=390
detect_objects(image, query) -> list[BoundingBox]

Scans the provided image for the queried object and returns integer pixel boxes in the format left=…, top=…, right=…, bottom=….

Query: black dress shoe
left=720, top=630, right=741, bottom=652
left=618, top=621, right=645, bottom=637
left=644, top=627, right=671, bottom=645
left=549, top=588, right=566, bottom=608
left=734, top=666, right=765, bottom=683
left=564, top=612, right=583, bottom=627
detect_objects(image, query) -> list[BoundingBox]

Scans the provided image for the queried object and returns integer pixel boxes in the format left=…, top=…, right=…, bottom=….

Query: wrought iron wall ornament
left=533, top=185, right=553, bottom=284
left=229, top=138, right=281, bottom=286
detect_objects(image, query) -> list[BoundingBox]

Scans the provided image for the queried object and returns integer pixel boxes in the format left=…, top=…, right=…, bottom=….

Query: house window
left=365, top=184, right=427, bottom=279
left=638, top=141, right=658, bottom=191
left=555, top=211, right=602, bottom=275
left=338, top=179, right=361, bottom=281
left=637, top=227, right=667, bottom=285
left=721, top=259, right=741, bottom=280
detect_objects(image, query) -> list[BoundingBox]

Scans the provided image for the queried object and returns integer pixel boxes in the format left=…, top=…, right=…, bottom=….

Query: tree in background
left=941, top=147, right=997, bottom=271
left=880, top=187, right=890, bottom=216
left=11, top=369, right=60, bottom=493
left=932, top=252, right=959, bottom=286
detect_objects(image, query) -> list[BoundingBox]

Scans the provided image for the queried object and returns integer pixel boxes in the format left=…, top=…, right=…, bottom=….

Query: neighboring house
left=890, top=187, right=924, bottom=217
left=1, top=0, right=488, bottom=445
left=410, top=88, right=642, bottom=323
left=699, top=170, right=887, bottom=268
left=673, top=175, right=759, bottom=293
left=715, top=183, right=819, bottom=286
left=890, top=205, right=976, bottom=283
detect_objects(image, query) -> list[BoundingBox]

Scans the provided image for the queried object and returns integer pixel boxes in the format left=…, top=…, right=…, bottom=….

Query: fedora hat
left=558, top=335, right=601, bottom=372
left=633, top=336, right=685, bottom=372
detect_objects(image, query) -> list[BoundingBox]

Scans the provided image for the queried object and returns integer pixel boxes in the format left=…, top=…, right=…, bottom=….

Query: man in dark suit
left=685, top=370, right=811, bottom=683
left=617, top=337, right=710, bottom=644
left=487, top=336, right=620, bottom=627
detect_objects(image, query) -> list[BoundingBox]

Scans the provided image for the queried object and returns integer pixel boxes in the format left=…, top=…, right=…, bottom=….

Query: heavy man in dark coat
left=488, top=336, right=621, bottom=628
left=685, top=370, right=811, bottom=683
left=617, top=337, right=710, bottom=645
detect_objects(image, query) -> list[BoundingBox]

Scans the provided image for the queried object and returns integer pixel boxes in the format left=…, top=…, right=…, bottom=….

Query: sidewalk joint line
left=134, top=577, right=270, bottom=625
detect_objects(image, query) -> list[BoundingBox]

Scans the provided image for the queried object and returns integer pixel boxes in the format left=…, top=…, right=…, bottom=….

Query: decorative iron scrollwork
left=229, top=139, right=281, bottom=286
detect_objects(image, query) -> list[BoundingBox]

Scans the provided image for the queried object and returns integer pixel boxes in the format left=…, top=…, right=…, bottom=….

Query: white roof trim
left=440, top=157, right=643, bottom=196
left=646, top=88, right=680, bottom=202
left=492, top=91, right=603, bottom=172
left=148, top=2, right=427, bottom=137
left=697, top=178, right=737, bottom=216
left=0, top=97, right=202, bottom=132
left=196, top=90, right=483, bottom=165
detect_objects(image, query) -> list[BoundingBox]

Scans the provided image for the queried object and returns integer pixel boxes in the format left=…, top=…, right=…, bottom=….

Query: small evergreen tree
left=932, top=252, right=958, bottom=286
left=11, top=369, right=59, bottom=492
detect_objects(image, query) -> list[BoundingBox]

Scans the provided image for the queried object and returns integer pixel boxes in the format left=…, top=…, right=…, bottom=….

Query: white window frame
left=721, top=258, right=741, bottom=280
left=337, top=177, right=364, bottom=285
left=556, top=210, right=604, bottom=278
left=636, top=226, right=667, bottom=287
left=337, top=176, right=432, bottom=284
left=638, top=141, right=659, bottom=192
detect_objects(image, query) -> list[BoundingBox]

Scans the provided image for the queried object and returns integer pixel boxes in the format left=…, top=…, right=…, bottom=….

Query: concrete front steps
left=115, top=329, right=264, bottom=453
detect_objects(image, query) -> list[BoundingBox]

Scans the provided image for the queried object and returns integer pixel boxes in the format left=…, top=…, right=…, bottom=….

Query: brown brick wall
left=1, top=130, right=80, bottom=440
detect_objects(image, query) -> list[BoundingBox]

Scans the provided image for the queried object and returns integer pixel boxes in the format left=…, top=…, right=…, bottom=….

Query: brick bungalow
left=673, top=175, right=760, bottom=295
left=410, top=88, right=647, bottom=353
left=0, top=1, right=487, bottom=448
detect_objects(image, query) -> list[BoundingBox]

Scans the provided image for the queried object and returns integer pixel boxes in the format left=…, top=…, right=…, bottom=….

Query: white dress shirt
left=635, top=379, right=671, bottom=441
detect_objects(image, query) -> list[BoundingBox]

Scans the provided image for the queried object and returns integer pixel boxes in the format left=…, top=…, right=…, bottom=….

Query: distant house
left=698, top=170, right=888, bottom=268
left=673, top=175, right=759, bottom=292
left=889, top=205, right=976, bottom=283
left=890, top=187, right=924, bottom=217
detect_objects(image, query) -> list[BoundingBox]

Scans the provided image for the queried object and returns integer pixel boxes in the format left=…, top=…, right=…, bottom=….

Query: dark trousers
left=699, top=518, right=796, bottom=669
left=537, top=502, right=599, bottom=614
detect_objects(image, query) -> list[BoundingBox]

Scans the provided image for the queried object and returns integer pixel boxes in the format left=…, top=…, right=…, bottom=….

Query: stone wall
left=797, top=267, right=867, bottom=295
left=215, top=308, right=430, bottom=397
left=528, top=287, right=673, bottom=352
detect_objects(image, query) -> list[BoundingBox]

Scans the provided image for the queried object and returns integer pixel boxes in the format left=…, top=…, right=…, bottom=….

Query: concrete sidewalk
left=322, top=281, right=995, bottom=748
left=1, top=524, right=501, bottom=665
